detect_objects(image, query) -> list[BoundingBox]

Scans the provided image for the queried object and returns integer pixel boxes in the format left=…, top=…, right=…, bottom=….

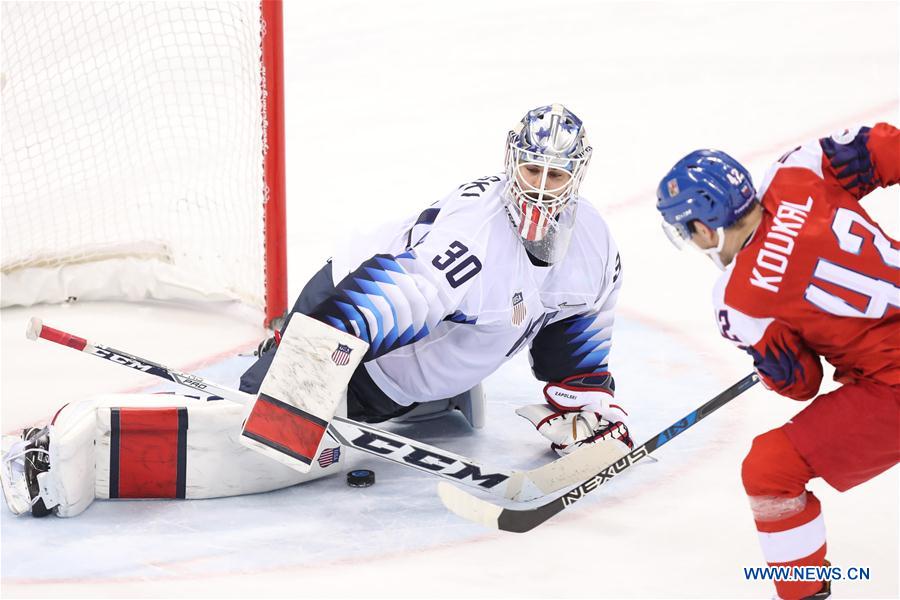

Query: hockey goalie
left=2, top=104, right=634, bottom=518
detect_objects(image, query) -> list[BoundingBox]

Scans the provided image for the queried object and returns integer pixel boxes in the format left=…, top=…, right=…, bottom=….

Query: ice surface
left=2, top=1, right=897, bottom=598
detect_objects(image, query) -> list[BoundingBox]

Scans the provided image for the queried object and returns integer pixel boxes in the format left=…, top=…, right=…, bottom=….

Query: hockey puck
left=347, top=469, right=375, bottom=488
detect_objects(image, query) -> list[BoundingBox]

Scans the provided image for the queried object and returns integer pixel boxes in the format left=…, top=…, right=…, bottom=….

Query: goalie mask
left=503, top=104, right=592, bottom=264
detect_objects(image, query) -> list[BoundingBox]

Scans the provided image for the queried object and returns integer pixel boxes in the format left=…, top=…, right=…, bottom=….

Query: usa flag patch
left=317, top=446, right=341, bottom=468
left=331, top=343, right=352, bottom=366
left=511, top=291, right=527, bottom=326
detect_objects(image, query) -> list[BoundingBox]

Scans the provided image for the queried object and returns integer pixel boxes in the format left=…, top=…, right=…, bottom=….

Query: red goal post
left=1, top=1, right=288, bottom=328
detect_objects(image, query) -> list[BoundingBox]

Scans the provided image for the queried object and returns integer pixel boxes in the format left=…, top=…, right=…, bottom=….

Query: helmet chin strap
left=697, top=226, right=727, bottom=271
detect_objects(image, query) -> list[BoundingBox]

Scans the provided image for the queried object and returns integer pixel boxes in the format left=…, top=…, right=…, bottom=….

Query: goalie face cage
left=1, top=1, right=287, bottom=328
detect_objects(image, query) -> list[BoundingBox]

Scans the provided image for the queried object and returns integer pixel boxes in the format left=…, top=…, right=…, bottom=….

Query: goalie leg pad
left=15, top=393, right=345, bottom=518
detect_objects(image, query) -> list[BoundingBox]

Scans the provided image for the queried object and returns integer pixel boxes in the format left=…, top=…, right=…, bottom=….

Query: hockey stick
left=25, top=318, right=612, bottom=503
left=438, top=372, right=760, bottom=532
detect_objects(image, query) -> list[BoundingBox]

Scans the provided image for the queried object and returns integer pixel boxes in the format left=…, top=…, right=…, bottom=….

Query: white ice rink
left=2, top=1, right=898, bottom=598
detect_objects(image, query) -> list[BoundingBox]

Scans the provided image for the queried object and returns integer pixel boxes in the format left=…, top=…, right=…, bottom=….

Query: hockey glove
left=516, top=372, right=633, bottom=456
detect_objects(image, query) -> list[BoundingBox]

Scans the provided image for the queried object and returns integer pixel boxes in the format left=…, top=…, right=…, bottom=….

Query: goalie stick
left=438, top=372, right=760, bottom=532
left=25, top=317, right=617, bottom=503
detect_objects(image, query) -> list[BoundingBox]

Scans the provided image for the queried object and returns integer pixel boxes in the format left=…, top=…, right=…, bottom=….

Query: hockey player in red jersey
left=656, top=123, right=899, bottom=600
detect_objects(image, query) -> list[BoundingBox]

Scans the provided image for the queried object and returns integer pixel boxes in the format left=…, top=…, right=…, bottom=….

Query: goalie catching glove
left=517, top=373, right=633, bottom=456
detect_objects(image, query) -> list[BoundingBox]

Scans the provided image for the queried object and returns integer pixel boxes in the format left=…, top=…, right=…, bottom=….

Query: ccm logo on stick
left=351, top=431, right=509, bottom=488
left=91, top=348, right=153, bottom=372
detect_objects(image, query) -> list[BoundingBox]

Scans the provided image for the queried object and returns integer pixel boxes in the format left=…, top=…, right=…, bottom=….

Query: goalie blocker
left=239, top=314, right=368, bottom=471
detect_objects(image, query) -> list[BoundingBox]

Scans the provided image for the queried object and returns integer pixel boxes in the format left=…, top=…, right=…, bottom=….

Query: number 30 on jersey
left=432, top=241, right=482, bottom=288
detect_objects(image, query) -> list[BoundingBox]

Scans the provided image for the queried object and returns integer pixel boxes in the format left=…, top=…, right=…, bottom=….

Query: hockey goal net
left=1, top=1, right=287, bottom=327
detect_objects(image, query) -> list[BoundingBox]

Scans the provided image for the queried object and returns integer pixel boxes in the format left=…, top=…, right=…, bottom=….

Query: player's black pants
left=238, top=261, right=417, bottom=423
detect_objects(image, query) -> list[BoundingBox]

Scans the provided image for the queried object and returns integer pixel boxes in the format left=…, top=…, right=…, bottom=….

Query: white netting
left=1, top=2, right=270, bottom=311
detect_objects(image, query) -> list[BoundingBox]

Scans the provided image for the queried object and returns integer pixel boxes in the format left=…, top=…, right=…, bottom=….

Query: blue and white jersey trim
left=316, top=252, right=451, bottom=359
left=529, top=308, right=615, bottom=381
left=565, top=312, right=615, bottom=370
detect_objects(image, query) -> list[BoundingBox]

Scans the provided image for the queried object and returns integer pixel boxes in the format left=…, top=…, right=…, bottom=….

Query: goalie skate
left=1, top=427, right=54, bottom=517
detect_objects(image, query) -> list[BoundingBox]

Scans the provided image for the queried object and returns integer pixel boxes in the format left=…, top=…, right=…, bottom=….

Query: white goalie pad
left=5, top=393, right=346, bottom=518
left=240, top=314, right=368, bottom=472
left=1, top=433, right=39, bottom=515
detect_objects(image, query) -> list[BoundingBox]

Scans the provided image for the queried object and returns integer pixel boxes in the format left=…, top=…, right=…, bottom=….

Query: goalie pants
left=741, top=380, right=900, bottom=599
left=239, top=260, right=417, bottom=423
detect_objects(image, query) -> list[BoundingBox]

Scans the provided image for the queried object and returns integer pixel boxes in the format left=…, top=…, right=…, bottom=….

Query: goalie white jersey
left=323, top=174, right=622, bottom=406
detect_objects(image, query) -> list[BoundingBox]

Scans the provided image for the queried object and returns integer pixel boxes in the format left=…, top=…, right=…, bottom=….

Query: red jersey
left=712, top=123, right=900, bottom=400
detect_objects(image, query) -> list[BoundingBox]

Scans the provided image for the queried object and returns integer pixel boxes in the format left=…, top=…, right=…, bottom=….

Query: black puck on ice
left=347, top=469, right=375, bottom=488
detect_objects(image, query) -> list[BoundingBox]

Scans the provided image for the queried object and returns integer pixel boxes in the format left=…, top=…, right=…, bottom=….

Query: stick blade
left=511, top=439, right=630, bottom=501
left=439, top=481, right=563, bottom=534
left=438, top=482, right=503, bottom=530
